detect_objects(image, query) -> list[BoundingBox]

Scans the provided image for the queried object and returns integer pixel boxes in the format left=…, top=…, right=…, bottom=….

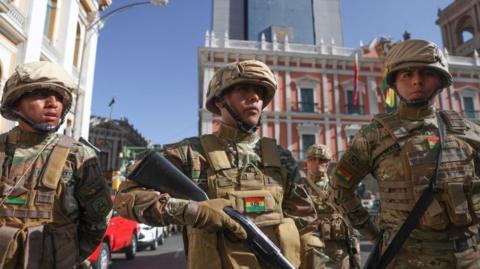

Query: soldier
left=300, top=144, right=360, bottom=269
left=0, top=61, right=112, bottom=268
left=114, top=60, right=316, bottom=269
left=330, top=39, right=480, bottom=268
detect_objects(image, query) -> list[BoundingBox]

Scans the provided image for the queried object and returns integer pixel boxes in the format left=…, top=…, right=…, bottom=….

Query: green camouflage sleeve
left=279, top=146, right=317, bottom=228
left=330, top=123, right=375, bottom=230
left=73, top=145, right=113, bottom=260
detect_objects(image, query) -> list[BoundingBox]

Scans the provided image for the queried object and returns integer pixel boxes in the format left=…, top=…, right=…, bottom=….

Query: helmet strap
left=12, top=107, right=68, bottom=134
left=221, top=100, right=260, bottom=134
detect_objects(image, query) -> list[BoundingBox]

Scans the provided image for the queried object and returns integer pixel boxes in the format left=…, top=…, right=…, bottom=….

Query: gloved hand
left=185, top=199, right=247, bottom=240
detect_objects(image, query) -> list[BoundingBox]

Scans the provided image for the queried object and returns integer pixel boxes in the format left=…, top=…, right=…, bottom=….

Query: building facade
left=0, top=0, right=110, bottom=138
left=437, top=0, right=480, bottom=57
left=198, top=34, right=480, bottom=161
left=89, top=115, right=149, bottom=183
left=212, top=0, right=343, bottom=46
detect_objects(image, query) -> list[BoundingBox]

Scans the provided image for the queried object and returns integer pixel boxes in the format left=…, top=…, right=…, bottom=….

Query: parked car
left=138, top=224, right=168, bottom=250
left=88, top=208, right=139, bottom=269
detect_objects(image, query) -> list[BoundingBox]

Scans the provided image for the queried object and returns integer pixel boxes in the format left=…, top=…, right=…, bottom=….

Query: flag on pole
left=353, top=53, right=359, bottom=106
left=108, top=97, right=115, bottom=107
left=382, top=70, right=396, bottom=108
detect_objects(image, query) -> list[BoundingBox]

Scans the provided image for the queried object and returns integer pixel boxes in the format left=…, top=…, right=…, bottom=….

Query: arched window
left=456, top=15, right=475, bottom=44
left=44, top=0, right=58, bottom=40
left=73, top=22, right=83, bottom=67
left=462, top=29, right=474, bottom=43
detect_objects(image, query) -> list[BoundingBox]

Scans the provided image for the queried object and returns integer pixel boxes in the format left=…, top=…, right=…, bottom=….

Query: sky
left=92, top=0, right=454, bottom=145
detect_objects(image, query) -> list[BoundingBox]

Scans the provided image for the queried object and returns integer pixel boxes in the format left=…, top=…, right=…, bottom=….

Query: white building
left=0, top=0, right=111, bottom=138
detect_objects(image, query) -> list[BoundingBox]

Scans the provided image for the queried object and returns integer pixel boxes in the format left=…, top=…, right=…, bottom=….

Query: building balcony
left=463, top=110, right=480, bottom=121
left=345, top=104, right=364, bottom=115
left=296, top=102, right=317, bottom=113
left=0, top=0, right=26, bottom=43
left=291, top=149, right=307, bottom=161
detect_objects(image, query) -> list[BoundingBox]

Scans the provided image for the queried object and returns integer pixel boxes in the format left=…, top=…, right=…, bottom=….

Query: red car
left=88, top=209, right=140, bottom=269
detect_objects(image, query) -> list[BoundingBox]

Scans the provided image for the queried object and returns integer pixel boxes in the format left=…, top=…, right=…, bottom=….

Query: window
left=301, top=134, right=315, bottom=159
left=463, top=96, right=476, bottom=119
left=299, top=88, right=315, bottom=112
left=44, top=0, right=57, bottom=40
left=346, top=90, right=362, bottom=114
left=73, top=22, right=83, bottom=67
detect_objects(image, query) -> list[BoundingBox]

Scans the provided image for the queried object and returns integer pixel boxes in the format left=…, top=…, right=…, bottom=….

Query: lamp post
left=73, top=0, right=168, bottom=139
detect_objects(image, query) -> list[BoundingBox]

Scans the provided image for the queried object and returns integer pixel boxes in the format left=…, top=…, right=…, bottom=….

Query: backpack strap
left=40, top=135, right=75, bottom=190
left=260, top=137, right=281, bottom=168
left=199, top=134, right=232, bottom=171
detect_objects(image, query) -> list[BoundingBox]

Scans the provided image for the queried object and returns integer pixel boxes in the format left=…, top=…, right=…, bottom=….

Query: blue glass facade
left=246, top=0, right=315, bottom=44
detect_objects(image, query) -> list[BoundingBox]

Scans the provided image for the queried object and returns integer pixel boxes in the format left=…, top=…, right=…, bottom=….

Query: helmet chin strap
left=12, top=111, right=59, bottom=133
left=397, top=88, right=440, bottom=108
left=221, top=100, right=261, bottom=134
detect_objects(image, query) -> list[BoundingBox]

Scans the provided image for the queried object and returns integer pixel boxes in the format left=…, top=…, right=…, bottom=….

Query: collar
left=216, top=122, right=259, bottom=143
left=397, top=103, right=436, bottom=121
left=9, top=126, right=54, bottom=146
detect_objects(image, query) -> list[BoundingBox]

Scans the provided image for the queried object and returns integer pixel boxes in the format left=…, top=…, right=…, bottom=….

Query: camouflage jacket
left=115, top=123, right=316, bottom=228
left=0, top=127, right=112, bottom=264
left=330, top=104, right=480, bottom=242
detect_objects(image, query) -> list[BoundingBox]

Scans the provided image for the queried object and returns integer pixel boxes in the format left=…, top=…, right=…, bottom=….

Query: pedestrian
left=114, top=60, right=317, bottom=269
left=331, top=39, right=480, bottom=268
left=0, top=61, right=112, bottom=268
left=300, top=144, right=360, bottom=269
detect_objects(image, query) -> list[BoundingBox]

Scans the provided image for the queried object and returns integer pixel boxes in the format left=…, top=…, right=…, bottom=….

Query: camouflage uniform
left=115, top=60, right=316, bottom=269
left=0, top=62, right=112, bottom=269
left=331, top=40, right=480, bottom=269
left=300, top=145, right=360, bottom=269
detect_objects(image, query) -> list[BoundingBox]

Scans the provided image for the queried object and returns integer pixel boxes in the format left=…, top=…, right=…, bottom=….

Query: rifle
left=363, top=230, right=384, bottom=269
left=344, top=234, right=360, bottom=269
left=127, top=151, right=296, bottom=269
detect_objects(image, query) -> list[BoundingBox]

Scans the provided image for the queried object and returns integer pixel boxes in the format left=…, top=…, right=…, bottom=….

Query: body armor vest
left=184, top=134, right=300, bottom=269
left=373, top=111, right=480, bottom=233
left=0, top=132, right=75, bottom=268
left=305, top=179, right=348, bottom=241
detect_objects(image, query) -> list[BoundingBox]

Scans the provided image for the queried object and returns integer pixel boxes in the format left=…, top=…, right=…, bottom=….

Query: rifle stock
left=127, top=151, right=295, bottom=269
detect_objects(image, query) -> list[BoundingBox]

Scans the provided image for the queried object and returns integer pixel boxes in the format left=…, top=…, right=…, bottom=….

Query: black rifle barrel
left=127, top=152, right=295, bottom=269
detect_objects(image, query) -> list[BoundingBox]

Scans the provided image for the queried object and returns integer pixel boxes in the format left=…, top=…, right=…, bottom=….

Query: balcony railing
left=345, top=104, right=364, bottom=115
left=291, top=149, right=307, bottom=161
left=463, top=110, right=480, bottom=120
left=297, top=102, right=317, bottom=113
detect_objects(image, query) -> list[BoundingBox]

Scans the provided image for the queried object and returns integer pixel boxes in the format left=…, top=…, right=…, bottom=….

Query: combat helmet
left=0, top=61, right=74, bottom=132
left=306, top=144, right=331, bottom=161
left=205, top=60, right=277, bottom=133
left=384, top=39, right=452, bottom=107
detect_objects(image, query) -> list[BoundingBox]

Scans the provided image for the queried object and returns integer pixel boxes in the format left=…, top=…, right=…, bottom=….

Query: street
left=110, top=234, right=373, bottom=269
left=111, top=234, right=186, bottom=269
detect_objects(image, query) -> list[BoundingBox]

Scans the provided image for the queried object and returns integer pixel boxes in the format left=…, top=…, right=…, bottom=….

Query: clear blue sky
left=92, top=0, right=453, bottom=145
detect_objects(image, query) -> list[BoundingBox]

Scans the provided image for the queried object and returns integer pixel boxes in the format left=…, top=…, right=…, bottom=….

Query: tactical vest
left=305, top=179, right=348, bottom=241
left=185, top=134, right=301, bottom=269
left=0, top=132, right=76, bottom=269
left=373, top=111, right=480, bottom=233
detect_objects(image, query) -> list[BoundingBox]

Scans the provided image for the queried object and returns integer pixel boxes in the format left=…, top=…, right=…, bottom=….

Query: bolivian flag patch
left=244, top=197, right=266, bottom=213
left=335, top=167, right=353, bottom=183
left=427, top=136, right=440, bottom=149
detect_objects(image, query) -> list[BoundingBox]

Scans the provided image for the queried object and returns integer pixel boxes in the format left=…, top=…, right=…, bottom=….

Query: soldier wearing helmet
left=299, top=144, right=360, bottom=269
left=114, top=60, right=316, bottom=269
left=331, top=39, right=480, bottom=268
left=0, top=61, right=112, bottom=268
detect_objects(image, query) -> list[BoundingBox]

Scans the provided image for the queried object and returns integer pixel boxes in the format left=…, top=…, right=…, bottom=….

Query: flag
left=382, top=70, right=396, bottom=108
left=108, top=97, right=115, bottom=107
left=353, top=53, right=359, bottom=106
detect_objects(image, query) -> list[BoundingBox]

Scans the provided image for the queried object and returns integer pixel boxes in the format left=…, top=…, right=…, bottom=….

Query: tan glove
left=185, top=198, right=247, bottom=240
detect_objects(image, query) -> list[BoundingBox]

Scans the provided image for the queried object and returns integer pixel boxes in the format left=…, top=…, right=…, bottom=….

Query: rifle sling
left=374, top=112, right=446, bottom=269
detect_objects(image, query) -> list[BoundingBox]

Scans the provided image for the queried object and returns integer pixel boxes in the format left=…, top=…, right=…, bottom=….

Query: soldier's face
left=394, top=67, right=441, bottom=101
left=307, top=158, right=329, bottom=177
left=15, top=89, right=64, bottom=131
left=218, top=84, right=264, bottom=127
